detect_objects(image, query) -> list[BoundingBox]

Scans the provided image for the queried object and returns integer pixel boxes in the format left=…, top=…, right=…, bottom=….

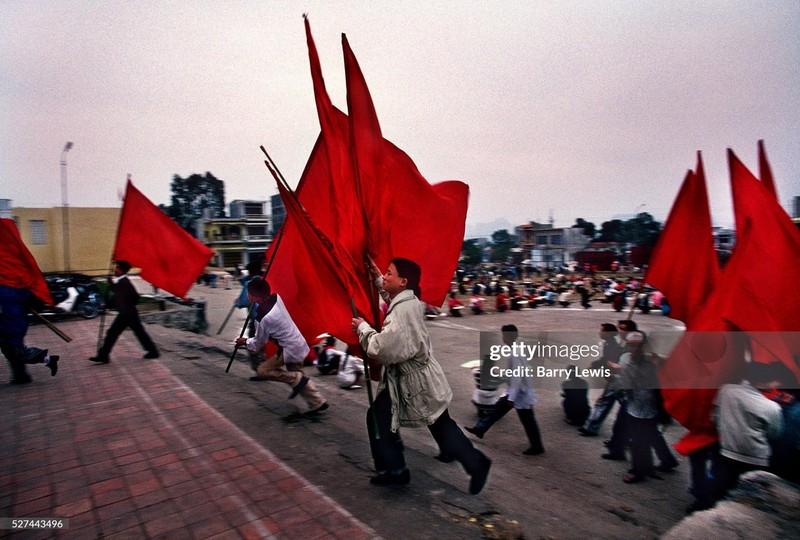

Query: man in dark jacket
left=90, top=260, right=159, bottom=363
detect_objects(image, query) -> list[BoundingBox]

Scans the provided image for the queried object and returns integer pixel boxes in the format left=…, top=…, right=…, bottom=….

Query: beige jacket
left=357, top=289, right=452, bottom=431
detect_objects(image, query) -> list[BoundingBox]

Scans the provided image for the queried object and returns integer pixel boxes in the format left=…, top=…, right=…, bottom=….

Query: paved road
left=4, top=279, right=695, bottom=539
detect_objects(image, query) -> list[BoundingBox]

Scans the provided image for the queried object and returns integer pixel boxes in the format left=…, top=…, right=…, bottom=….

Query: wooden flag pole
left=30, top=310, right=72, bottom=343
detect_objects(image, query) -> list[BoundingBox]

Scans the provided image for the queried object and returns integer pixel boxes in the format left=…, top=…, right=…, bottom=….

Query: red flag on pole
left=113, top=180, right=214, bottom=299
left=645, top=153, right=719, bottom=327
left=0, top=218, right=54, bottom=305
left=342, top=33, right=469, bottom=308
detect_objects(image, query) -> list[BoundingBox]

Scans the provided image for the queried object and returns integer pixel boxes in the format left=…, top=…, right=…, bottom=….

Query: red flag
left=645, top=153, right=719, bottom=327
left=0, top=218, right=54, bottom=305
left=758, top=139, right=778, bottom=200
left=342, top=33, right=470, bottom=308
left=113, top=180, right=214, bottom=299
left=660, top=146, right=800, bottom=454
left=721, top=149, right=800, bottom=375
left=264, top=178, right=370, bottom=354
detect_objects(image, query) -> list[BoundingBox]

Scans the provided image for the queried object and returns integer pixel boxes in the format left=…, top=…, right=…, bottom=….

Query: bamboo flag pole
left=30, top=310, right=72, bottom=342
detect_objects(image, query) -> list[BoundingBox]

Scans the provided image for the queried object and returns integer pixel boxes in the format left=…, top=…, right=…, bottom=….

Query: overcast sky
left=2, top=1, right=798, bottom=234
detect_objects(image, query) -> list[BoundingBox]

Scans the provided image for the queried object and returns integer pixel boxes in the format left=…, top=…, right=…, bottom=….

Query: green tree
left=574, top=218, right=597, bottom=239
left=166, top=172, right=226, bottom=237
left=597, top=213, right=661, bottom=246
left=490, top=229, right=516, bottom=263
left=461, top=239, right=483, bottom=266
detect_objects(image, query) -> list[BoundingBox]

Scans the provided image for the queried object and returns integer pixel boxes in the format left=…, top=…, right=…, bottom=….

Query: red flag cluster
left=0, top=218, right=54, bottom=305
left=113, top=180, right=214, bottom=299
left=263, top=18, right=469, bottom=358
left=645, top=142, right=800, bottom=454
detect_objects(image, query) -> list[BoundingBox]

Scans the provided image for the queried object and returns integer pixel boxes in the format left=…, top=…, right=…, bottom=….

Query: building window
left=243, top=203, right=263, bottom=216
left=536, top=235, right=548, bottom=245
left=551, top=235, right=562, bottom=245
left=30, top=220, right=47, bottom=245
left=247, top=225, right=267, bottom=236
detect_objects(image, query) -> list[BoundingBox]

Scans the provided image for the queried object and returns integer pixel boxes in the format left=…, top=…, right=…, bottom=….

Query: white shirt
left=245, top=295, right=309, bottom=364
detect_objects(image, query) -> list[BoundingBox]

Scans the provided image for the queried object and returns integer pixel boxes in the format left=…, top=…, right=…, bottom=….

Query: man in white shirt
left=235, top=278, right=327, bottom=415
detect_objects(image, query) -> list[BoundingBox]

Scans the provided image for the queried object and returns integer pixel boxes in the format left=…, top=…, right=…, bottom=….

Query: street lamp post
left=60, top=141, right=73, bottom=271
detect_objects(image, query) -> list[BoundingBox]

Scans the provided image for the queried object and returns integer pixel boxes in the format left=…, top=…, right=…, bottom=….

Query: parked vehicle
left=31, top=274, right=106, bottom=320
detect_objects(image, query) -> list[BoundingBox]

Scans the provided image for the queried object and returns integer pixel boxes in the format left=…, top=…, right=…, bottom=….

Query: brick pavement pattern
left=0, top=321, right=377, bottom=540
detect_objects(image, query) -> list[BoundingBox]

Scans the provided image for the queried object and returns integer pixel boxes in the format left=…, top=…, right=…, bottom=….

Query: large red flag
left=0, top=218, right=54, bottom=305
left=264, top=178, right=371, bottom=353
left=342, top=33, right=469, bottom=308
left=113, top=180, right=214, bottom=299
left=645, top=153, right=719, bottom=327
left=721, top=149, right=800, bottom=376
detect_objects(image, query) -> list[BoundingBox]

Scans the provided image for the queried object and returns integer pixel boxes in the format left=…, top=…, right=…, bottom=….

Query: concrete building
left=198, top=200, right=271, bottom=269
left=516, top=221, right=592, bottom=268
left=6, top=203, right=121, bottom=275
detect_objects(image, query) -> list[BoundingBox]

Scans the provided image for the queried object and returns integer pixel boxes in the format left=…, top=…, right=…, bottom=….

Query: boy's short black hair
left=115, top=260, right=132, bottom=273
left=247, top=277, right=271, bottom=298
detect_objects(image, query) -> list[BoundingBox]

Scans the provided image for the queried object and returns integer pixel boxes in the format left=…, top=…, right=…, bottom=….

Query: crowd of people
left=5, top=255, right=798, bottom=512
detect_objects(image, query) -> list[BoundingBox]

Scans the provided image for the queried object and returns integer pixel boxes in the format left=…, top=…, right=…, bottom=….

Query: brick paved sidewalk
left=0, top=321, right=378, bottom=540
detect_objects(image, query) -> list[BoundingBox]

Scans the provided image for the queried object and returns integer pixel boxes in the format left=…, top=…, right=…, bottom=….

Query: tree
left=461, top=239, right=482, bottom=266
left=574, top=218, right=597, bottom=239
left=165, top=172, right=226, bottom=237
left=490, top=229, right=516, bottom=263
left=596, top=213, right=661, bottom=246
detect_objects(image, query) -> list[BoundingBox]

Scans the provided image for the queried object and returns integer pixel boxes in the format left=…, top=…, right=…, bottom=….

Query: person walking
left=352, top=258, right=491, bottom=494
left=90, top=260, right=159, bottom=363
left=465, top=324, right=545, bottom=455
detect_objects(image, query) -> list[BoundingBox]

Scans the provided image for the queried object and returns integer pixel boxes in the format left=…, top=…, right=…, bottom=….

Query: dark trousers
left=626, top=414, right=676, bottom=478
left=367, top=389, right=483, bottom=475
left=583, top=385, right=625, bottom=434
left=97, top=311, right=158, bottom=359
left=0, top=285, right=45, bottom=381
left=605, top=402, right=630, bottom=455
left=473, top=395, right=544, bottom=452
left=688, top=443, right=723, bottom=509
left=714, top=455, right=759, bottom=502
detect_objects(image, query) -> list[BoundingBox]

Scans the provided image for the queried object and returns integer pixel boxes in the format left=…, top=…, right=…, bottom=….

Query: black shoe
left=469, top=452, right=492, bottom=495
left=523, top=447, right=544, bottom=456
left=370, top=469, right=411, bottom=486
left=578, top=428, right=598, bottom=437
left=656, top=462, right=678, bottom=472
left=143, top=351, right=160, bottom=359
left=304, top=402, right=329, bottom=416
left=601, top=452, right=626, bottom=461
left=11, top=374, right=33, bottom=385
left=89, top=356, right=109, bottom=364
left=464, top=426, right=485, bottom=439
left=434, top=453, right=455, bottom=463
left=47, top=355, right=59, bottom=376
left=249, top=376, right=268, bottom=381
left=289, top=376, right=309, bottom=399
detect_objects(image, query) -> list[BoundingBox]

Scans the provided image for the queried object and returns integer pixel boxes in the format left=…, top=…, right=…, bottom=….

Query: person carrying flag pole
left=352, top=258, right=491, bottom=494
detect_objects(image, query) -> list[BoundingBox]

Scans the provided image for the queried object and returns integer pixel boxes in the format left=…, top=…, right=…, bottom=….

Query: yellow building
left=9, top=206, right=121, bottom=275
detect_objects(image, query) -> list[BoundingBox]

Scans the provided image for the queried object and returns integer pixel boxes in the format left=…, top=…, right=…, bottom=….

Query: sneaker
left=370, top=469, right=411, bottom=486
left=89, top=356, right=109, bottom=364
left=304, top=402, right=329, bottom=416
left=143, top=351, right=160, bottom=359
left=464, top=426, right=485, bottom=439
left=47, top=355, right=59, bottom=376
left=469, top=452, right=492, bottom=495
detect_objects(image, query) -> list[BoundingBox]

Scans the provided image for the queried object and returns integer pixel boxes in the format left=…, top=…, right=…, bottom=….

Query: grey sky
left=2, top=1, right=798, bottom=233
